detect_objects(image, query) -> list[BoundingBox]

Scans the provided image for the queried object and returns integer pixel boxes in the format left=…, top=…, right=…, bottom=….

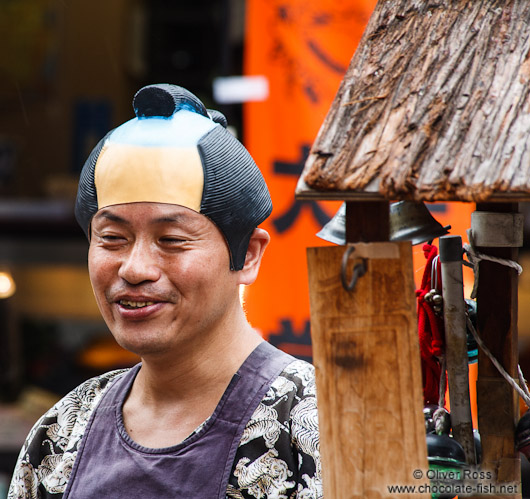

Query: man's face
left=88, top=202, right=240, bottom=358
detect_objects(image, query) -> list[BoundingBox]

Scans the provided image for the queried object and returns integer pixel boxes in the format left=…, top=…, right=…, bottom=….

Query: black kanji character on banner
left=268, top=319, right=312, bottom=363
left=272, top=145, right=331, bottom=233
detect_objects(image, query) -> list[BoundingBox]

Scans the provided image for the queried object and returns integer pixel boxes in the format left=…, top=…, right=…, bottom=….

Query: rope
left=466, top=315, right=530, bottom=408
left=463, top=229, right=522, bottom=299
left=430, top=357, right=451, bottom=435
left=519, top=366, right=530, bottom=402
left=464, top=243, right=523, bottom=274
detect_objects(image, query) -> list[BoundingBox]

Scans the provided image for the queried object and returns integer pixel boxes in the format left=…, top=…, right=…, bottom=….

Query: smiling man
left=8, top=84, right=322, bottom=499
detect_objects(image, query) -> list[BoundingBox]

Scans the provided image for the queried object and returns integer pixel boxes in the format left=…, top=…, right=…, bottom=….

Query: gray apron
left=63, top=341, right=293, bottom=498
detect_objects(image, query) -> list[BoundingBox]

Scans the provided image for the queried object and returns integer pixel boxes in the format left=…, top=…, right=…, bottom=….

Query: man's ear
left=237, top=228, right=270, bottom=286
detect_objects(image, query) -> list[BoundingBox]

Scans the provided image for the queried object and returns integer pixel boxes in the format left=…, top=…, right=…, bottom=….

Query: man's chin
left=112, top=335, right=171, bottom=359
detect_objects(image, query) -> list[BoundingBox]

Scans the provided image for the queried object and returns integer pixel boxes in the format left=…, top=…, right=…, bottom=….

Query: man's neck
left=121, top=310, right=263, bottom=448
left=135, top=320, right=262, bottom=404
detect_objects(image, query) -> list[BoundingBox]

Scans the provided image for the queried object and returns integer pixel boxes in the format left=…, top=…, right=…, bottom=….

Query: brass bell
left=316, top=203, right=346, bottom=245
left=426, top=433, right=467, bottom=499
left=433, top=294, right=443, bottom=305
left=317, top=201, right=450, bottom=246
left=425, top=289, right=436, bottom=303
left=427, top=434, right=466, bottom=467
left=390, top=201, right=451, bottom=245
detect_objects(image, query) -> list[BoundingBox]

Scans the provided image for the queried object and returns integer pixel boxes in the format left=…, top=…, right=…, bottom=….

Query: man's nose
left=118, top=241, right=161, bottom=285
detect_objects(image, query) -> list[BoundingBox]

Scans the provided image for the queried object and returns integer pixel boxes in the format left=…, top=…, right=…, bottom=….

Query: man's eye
left=101, top=235, right=126, bottom=243
left=160, top=237, right=186, bottom=244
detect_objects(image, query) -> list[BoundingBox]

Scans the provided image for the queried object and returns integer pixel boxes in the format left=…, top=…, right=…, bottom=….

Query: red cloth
left=416, top=244, right=445, bottom=405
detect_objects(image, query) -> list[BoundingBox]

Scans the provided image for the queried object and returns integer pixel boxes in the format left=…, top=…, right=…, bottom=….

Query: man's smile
left=119, top=300, right=155, bottom=309
left=114, top=299, right=166, bottom=321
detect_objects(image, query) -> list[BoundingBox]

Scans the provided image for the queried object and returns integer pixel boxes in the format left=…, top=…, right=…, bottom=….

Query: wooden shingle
left=297, top=0, right=530, bottom=202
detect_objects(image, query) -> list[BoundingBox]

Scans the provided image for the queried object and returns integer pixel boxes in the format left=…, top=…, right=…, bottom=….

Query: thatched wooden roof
left=296, top=0, right=530, bottom=202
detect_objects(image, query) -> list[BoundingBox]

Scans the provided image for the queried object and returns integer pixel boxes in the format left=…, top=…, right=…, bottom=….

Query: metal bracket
left=341, top=245, right=368, bottom=291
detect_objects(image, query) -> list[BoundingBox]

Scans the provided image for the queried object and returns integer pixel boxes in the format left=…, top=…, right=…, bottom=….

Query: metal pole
left=439, top=235, right=476, bottom=465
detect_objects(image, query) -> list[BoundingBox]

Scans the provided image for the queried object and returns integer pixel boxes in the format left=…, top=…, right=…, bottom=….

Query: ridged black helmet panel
left=199, top=126, right=272, bottom=269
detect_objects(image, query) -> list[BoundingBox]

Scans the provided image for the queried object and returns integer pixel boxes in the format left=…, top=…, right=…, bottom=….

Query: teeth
left=119, top=300, right=154, bottom=309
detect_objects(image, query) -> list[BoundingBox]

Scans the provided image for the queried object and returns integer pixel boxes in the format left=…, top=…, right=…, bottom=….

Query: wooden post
left=345, top=201, right=390, bottom=242
left=439, top=235, right=476, bottom=465
left=475, top=203, right=521, bottom=498
left=307, top=201, right=428, bottom=498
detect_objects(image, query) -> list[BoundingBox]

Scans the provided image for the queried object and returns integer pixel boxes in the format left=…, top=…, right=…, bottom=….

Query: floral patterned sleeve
left=227, top=360, right=322, bottom=499
left=8, top=370, right=126, bottom=499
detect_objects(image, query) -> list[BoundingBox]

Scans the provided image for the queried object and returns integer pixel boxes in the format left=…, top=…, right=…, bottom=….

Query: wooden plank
left=475, top=203, right=521, bottom=498
left=307, top=242, right=428, bottom=498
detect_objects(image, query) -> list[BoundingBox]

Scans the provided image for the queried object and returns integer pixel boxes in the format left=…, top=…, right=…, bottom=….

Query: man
left=8, top=84, right=321, bottom=498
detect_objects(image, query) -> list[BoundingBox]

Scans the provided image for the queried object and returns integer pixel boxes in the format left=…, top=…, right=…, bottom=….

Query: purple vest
left=63, top=341, right=293, bottom=498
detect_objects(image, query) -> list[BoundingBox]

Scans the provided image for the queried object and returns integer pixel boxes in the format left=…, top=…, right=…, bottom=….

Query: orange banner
left=243, top=0, right=377, bottom=360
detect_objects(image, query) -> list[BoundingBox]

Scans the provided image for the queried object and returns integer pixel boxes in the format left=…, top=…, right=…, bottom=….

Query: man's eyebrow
left=93, top=211, right=193, bottom=225
left=151, top=214, right=189, bottom=224
left=93, top=211, right=131, bottom=225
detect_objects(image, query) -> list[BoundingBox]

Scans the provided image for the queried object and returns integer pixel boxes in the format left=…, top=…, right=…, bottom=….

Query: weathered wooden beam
left=475, top=202, right=521, bottom=498
left=298, top=0, right=530, bottom=204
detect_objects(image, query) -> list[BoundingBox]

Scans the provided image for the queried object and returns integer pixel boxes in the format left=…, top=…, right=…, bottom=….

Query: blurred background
left=1, top=0, right=248, bottom=491
left=2, top=0, right=530, bottom=496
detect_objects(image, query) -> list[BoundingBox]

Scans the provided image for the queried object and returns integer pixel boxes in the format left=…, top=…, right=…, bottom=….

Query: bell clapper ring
left=341, top=245, right=368, bottom=292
